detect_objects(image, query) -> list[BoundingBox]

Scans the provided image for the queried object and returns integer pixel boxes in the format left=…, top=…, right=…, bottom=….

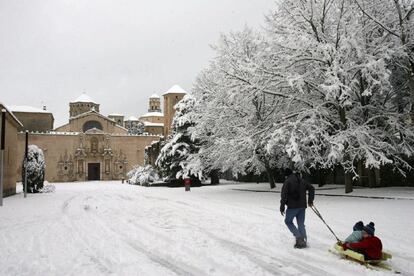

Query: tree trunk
left=264, top=163, right=276, bottom=189
left=210, top=170, right=220, bottom=185
left=367, top=167, right=376, bottom=188
left=345, top=172, right=353, bottom=193
left=374, top=168, right=381, bottom=187
left=318, top=169, right=326, bottom=187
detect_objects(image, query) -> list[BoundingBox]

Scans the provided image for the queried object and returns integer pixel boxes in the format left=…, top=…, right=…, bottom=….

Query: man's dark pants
left=284, top=208, right=307, bottom=240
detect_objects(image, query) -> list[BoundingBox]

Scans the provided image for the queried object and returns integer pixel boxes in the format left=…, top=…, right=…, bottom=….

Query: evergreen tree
left=156, top=95, right=201, bottom=185
left=22, top=145, right=45, bottom=193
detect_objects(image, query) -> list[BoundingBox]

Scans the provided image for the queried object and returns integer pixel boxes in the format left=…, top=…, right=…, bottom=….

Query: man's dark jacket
left=280, top=174, right=315, bottom=211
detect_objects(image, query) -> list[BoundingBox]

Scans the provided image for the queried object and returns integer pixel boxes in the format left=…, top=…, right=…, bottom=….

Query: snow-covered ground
left=0, top=182, right=413, bottom=276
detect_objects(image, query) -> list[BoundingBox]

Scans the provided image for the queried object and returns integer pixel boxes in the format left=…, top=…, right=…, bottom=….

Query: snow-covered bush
left=39, top=184, right=56, bottom=193
left=22, top=145, right=45, bottom=193
left=127, top=165, right=160, bottom=186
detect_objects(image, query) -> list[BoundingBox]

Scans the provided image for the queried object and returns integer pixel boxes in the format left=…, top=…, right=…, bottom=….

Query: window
left=83, top=120, right=103, bottom=132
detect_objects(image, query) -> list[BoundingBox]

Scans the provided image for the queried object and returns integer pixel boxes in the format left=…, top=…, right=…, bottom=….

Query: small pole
left=0, top=109, right=6, bottom=206
left=24, top=131, right=28, bottom=198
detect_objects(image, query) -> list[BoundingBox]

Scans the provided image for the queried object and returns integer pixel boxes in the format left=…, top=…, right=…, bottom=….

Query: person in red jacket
left=342, top=222, right=383, bottom=260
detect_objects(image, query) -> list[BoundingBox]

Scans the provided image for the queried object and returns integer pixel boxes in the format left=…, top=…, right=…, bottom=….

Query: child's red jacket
left=344, top=236, right=383, bottom=260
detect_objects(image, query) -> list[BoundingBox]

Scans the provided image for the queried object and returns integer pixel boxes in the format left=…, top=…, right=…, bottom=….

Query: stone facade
left=9, top=108, right=54, bottom=132
left=124, top=116, right=140, bottom=130
left=0, top=104, right=22, bottom=197
left=9, top=93, right=161, bottom=183
left=140, top=113, right=164, bottom=124
left=143, top=124, right=163, bottom=136
left=15, top=131, right=159, bottom=182
left=3, top=87, right=188, bottom=185
left=55, top=111, right=128, bottom=134
left=108, top=114, right=124, bottom=126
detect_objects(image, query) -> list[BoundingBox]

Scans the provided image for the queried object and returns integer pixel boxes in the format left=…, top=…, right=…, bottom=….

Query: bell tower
left=148, top=94, right=161, bottom=112
left=163, top=85, right=186, bottom=137
left=70, top=93, right=100, bottom=117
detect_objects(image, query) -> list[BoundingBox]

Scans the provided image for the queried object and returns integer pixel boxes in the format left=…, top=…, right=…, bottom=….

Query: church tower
left=163, top=85, right=186, bottom=137
left=70, top=93, right=100, bottom=117
left=148, top=94, right=161, bottom=112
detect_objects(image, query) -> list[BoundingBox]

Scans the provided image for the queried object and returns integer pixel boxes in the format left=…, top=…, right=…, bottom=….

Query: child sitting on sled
left=344, top=221, right=364, bottom=243
left=342, top=222, right=383, bottom=260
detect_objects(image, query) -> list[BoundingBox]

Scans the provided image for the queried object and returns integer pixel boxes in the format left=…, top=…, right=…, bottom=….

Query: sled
left=330, top=244, right=400, bottom=273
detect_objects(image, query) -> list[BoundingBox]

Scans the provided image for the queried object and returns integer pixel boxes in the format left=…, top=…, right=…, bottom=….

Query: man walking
left=280, top=169, right=315, bottom=248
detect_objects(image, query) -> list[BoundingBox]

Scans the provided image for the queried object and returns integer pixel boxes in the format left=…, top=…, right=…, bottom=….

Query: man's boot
left=294, top=237, right=307, bottom=249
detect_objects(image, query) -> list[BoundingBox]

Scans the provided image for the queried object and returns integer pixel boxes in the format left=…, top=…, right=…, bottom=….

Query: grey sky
left=0, top=0, right=275, bottom=127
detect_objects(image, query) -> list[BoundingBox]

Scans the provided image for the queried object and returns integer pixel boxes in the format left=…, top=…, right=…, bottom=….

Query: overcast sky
left=0, top=0, right=275, bottom=127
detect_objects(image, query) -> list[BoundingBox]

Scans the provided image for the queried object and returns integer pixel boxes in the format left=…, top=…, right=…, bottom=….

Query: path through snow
left=0, top=182, right=413, bottom=275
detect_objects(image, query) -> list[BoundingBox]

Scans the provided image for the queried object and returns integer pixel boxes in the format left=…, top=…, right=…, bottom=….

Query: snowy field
left=0, top=182, right=413, bottom=276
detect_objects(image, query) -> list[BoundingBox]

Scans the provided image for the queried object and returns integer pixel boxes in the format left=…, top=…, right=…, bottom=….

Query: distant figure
left=184, top=178, right=191, bottom=192
left=344, top=221, right=364, bottom=243
left=280, top=168, right=315, bottom=249
left=342, top=222, right=383, bottom=260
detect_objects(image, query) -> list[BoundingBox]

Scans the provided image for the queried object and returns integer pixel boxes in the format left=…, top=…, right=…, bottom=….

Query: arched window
left=83, top=121, right=103, bottom=132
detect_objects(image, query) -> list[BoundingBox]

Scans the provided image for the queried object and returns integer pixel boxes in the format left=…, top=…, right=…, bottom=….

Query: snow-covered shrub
left=127, top=165, right=160, bottom=186
left=22, top=145, right=45, bottom=193
left=39, top=184, right=56, bottom=193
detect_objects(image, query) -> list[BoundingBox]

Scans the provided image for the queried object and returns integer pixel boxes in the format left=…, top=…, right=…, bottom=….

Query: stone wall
left=2, top=114, right=19, bottom=197
left=12, top=112, right=54, bottom=132
left=55, top=113, right=128, bottom=134
left=141, top=115, right=164, bottom=124
left=144, top=126, right=163, bottom=135
left=16, top=132, right=160, bottom=182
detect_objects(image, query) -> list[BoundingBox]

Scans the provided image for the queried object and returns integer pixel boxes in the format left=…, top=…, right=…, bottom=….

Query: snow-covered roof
left=115, top=124, right=129, bottom=131
left=163, top=85, right=187, bottom=95
left=140, top=112, right=164, bottom=118
left=8, top=105, right=52, bottom=114
left=108, top=113, right=124, bottom=117
left=143, top=121, right=164, bottom=127
left=71, top=93, right=97, bottom=104
left=125, top=116, right=139, bottom=121
left=0, top=103, right=23, bottom=127
left=69, top=109, right=116, bottom=124
left=150, top=94, right=160, bottom=99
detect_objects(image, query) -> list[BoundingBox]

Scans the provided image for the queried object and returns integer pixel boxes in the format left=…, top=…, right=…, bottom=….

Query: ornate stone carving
left=102, top=134, right=113, bottom=157
left=113, top=150, right=128, bottom=179
left=75, top=133, right=87, bottom=159
left=90, top=137, right=99, bottom=153
left=58, top=150, right=75, bottom=181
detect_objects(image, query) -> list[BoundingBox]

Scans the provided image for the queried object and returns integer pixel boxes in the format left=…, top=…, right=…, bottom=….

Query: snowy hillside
left=0, top=182, right=413, bottom=275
